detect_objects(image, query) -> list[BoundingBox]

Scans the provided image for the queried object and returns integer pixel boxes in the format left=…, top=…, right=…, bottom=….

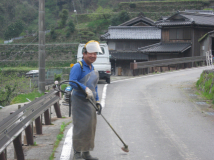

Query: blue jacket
left=69, top=59, right=99, bottom=101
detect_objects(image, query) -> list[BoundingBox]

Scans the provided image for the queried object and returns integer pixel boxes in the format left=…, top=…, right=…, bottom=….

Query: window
left=169, top=29, right=176, bottom=39
left=177, top=29, right=183, bottom=39
left=116, top=42, right=124, bottom=50
left=183, top=28, right=191, bottom=40
left=169, top=28, right=191, bottom=40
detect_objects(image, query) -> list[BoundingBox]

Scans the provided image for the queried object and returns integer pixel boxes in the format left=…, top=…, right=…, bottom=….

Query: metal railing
left=130, top=56, right=206, bottom=70
left=0, top=89, right=62, bottom=160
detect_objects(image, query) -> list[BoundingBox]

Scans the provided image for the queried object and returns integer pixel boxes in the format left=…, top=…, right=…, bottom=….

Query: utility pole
left=39, top=0, right=45, bottom=93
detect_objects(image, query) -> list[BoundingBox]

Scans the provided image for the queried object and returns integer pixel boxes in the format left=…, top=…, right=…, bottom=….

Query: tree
left=58, top=9, right=69, bottom=28
left=111, top=10, right=130, bottom=26
left=98, top=0, right=109, bottom=7
left=4, top=20, right=24, bottom=40
left=66, top=19, right=75, bottom=38
left=68, top=19, right=75, bottom=33
left=50, top=25, right=57, bottom=40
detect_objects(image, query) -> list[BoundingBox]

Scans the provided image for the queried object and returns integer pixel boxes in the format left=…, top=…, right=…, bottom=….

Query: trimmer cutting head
left=121, top=145, right=129, bottom=152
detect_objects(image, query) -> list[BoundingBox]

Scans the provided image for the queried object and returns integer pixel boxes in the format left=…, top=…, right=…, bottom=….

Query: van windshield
left=82, top=47, right=105, bottom=55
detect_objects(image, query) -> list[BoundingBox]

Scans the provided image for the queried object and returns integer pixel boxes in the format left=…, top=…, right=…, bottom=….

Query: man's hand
left=85, top=87, right=93, bottom=99
left=96, top=101, right=102, bottom=115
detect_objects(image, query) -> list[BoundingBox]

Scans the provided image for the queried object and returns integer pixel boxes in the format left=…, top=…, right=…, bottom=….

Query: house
left=100, top=13, right=161, bottom=76
left=139, top=10, right=214, bottom=60
left=198, top=30, right=214, bottom=57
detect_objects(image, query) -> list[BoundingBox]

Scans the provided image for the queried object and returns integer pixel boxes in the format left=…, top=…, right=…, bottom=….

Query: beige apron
left=71, top=70, right=99, bottom=152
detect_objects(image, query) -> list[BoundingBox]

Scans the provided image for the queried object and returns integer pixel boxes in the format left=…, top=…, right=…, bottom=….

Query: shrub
left=129, top=3, right=136, bottom=8
left=54, top=74, right=62, bottom=81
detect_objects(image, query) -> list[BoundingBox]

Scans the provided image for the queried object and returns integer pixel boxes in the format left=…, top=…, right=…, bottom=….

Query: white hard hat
left=85, top=40, right=103, bottom=53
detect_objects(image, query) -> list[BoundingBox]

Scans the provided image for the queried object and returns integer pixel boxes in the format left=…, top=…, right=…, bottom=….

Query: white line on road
left=101, top=84, right=108, bottom=108
left=60, top=125, right=73, bottom=160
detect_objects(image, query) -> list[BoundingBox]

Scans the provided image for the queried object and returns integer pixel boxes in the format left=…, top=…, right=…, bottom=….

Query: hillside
left=0, top=0, right=213, bottom=67
left=1, top=0, right=213, bottom=44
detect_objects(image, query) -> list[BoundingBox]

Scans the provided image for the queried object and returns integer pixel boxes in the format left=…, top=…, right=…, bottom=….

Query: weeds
left=11, top=90, right=44, bottom=104
left=49, top=121, right=72, bottom=160
left=196, top=72, right=214, bottom=102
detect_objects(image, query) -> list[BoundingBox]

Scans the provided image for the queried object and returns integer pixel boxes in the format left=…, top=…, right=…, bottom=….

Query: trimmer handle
left=57, top=80, right=87, bottom=96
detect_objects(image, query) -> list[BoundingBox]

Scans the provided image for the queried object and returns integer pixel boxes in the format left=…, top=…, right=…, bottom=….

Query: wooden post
left=0, top=151, right=6, bottom=160
left=10, top=111, right=18, bottom=159
left=25, top=125, right=34, bottom=145
left=44, top=109, right=51, bottom=125
left=35, top=116, right=42, bottom=134
left=54, top=92, right=62, bottom=118
left=13, top=134, right=25, bottom=160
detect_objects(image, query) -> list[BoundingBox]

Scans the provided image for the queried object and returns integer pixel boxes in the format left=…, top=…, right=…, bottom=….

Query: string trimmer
left=56, top=80, right=129, bottom=153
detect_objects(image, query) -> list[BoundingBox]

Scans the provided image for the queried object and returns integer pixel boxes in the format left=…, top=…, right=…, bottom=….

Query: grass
left=49, top=121, right=72, bottom=160
left=76, top=22, right=89, bottom=30
left=196, top=72, right=214, bottom=103
left=33, top=141, right=38, bottom=146
left=0, top=38, right=4, bottom=44
left=195, top=91, right=200, bottom=95
left=11, top=90, right=44, bottom=104
left=1, top=67, right=38, bottom=72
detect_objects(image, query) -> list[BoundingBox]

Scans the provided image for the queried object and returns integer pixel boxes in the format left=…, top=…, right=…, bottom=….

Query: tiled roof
left=156, top=11, right=214, bottom=26
left=119, top=14, right=155, bottom=26
left=110, top=52, right=148, bottom=60
left=138, top=42, right=191, bottom=53
left=100, top=26, right=161, bottom=40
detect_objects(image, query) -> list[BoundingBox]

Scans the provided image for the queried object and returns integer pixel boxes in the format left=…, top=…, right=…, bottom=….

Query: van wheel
left=106, top=77, right=110, bottom=84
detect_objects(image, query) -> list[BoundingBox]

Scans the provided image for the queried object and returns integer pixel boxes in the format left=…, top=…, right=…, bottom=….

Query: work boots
left=72, top=151, right=84, bottom=160
left=82, top=152, right=98, bottom=160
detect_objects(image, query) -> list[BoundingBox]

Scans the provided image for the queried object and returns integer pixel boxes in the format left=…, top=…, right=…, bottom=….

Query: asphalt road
left=87, top=67, right=214, bottom=160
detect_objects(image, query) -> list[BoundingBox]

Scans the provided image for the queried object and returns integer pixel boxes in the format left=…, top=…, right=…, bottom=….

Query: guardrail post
left=35, top=116, right=42, bottom=134
left=44, top=109, right=51, bottom=125
left=10, top=111, right=18, bottom=160
left=53, top=91, right=62, bottom=118
left=43, top=92, right=51, bottom=124
left=0, top=150, right=6, bottom=160
left=25, top=125, right=34, bottom=145
left=13, top=134, right=25, bottom=160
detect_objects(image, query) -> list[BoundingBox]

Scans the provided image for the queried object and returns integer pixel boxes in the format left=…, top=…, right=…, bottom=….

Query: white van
left=77, top=43, right=111, bottom=83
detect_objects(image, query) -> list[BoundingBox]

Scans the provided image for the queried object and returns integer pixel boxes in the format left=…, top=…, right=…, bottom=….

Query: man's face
left=83, top=52, right=97, bottom=65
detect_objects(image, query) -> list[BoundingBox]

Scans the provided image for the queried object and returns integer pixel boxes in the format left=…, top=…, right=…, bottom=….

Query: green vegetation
left=196, top=72, right=214, bottom=102
left=58, top=9, right=69, bottom=29
left=111, top=10, right=130, bottom=26
left=4, top=20, right=24, bottom=40
left=1, top=67, right=38, bottom=72
left=54, top=74, right=62, bottom=82
left=0, top=0, right=212, bottom=43
left=49, top=121, right=72, bottom=160
left=11, top=90, right=44, bottom=104
left=61, top=84, right=69, bottom=91
left=33, top=142, right=38, bottom=146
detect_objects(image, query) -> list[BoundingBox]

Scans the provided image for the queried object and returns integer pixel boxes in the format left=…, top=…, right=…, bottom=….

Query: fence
left=206, top=50, right=213, bottom=69
left=130, top=56, right=206, bottom=76
left=0, top=89, right=62, bottom=160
